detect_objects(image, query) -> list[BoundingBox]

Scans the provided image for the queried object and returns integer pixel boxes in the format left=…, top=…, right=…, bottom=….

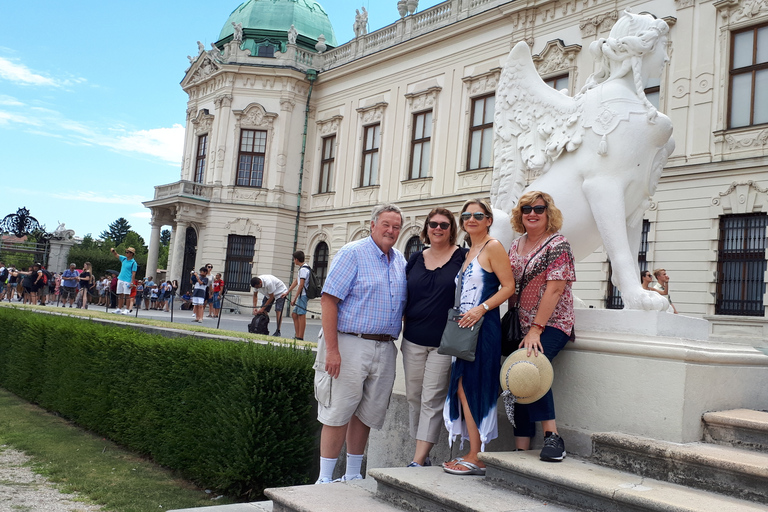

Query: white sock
left=345, top=453, right=364, bottom=478
left=318, top=457, right=337, bottom=481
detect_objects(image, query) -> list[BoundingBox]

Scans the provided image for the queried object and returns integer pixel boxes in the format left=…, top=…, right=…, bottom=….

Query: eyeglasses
left=461, top=212, right=488, bottom=221
left=428, top=221, right=450, bottom=230
left=521, top=205, right=547, bottom=215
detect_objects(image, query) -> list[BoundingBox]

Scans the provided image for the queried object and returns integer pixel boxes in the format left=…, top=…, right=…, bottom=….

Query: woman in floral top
left=508, top=190, right=575, bottom=462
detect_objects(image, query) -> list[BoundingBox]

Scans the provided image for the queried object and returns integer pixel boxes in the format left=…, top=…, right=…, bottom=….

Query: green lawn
left=0, top=387, right=238, bottom=511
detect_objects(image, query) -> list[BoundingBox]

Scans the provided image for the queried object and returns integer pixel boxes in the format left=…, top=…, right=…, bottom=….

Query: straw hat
left=499, top=348, right=554, bottom=404
left=126, top=247, right=136, bottom=254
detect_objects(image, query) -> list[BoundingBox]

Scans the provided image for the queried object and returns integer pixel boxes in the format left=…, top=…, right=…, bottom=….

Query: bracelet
left=531, top=322, right=546, bottom=331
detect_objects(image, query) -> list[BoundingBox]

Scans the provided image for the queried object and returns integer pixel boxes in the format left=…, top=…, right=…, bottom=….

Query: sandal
left=443, top=460, right=486, bottom=476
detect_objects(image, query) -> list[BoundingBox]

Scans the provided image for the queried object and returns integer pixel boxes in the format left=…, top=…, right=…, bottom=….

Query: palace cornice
left=660, top=156, right=768, bottom=181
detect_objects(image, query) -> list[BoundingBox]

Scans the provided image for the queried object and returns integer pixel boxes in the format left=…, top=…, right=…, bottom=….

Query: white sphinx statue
left=490, top=11, right=673, bottom=311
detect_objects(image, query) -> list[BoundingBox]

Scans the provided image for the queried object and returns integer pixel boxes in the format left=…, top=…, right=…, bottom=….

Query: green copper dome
left=217, top=0, right=338, bottom=51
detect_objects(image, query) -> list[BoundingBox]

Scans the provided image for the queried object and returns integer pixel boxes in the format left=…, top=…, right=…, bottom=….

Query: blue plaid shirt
left=322, top=236, right=407, bottom=338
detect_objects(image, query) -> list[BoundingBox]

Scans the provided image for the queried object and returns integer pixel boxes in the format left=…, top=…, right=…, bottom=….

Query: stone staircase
left=260, top=409, right=768, bottom=512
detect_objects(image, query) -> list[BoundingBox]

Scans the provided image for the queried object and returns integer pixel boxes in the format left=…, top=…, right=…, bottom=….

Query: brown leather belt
left=341, top=332, right=396, bottom=342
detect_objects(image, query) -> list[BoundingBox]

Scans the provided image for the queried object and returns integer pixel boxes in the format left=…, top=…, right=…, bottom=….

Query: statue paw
left=622, top=288, right=669, bottom=311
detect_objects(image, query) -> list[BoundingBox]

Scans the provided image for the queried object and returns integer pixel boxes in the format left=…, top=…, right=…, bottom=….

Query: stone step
left=369, top=466, right=577, bottom=511
left=169, top=503, right=272, bottom=512
left=481, top=450, right=767, bottom=512
left=265, top=478, right=401, bottom=512
left=703, top=409, right=768, bottom=452
left=591, top=432, right=768, bottom=504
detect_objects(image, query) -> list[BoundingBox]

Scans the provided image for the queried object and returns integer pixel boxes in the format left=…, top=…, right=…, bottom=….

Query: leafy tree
left=100, top=218, right=131, bottom=245
left=158, top=245, right=169, bottom=271
left=160, top=229, right=172, bottom=246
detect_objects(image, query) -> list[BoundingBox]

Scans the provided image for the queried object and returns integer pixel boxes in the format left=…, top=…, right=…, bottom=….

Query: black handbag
left=438, top=271, right=483, bottom=362
left=501, top=236, right=556, bottom=356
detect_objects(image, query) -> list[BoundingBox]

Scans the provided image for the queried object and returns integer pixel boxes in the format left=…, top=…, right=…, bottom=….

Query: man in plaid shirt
left=314, top=203, right=407, bottom=484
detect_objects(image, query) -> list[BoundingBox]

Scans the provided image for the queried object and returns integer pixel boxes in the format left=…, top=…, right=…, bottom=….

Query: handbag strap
left=515, top=234, right=557, bottom=307
left=455, top=239, right=492, bottom=308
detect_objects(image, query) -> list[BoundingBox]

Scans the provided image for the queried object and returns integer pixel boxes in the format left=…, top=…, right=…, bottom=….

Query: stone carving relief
left=491, top=12, right=674, bottom=311
left=532, top=40, right=581, bottom=83
left=724, top=129, right=768, bottom=150
left=713, top=181, right=768, bottom=214
left=317, top=115, right=343, bottom=135
left=672, top=77, right=690, bottom=99
left=579, top=10, right=619, bottom=37
left=191, top=109, right=215, bottom=135
left=356, top=102, right=387, bottom=124
left=187, top=54, right=222, bottom=86
left=694, top=72, right=714, bottom=95
left=352, top=185, right=380, bottom=205
left=280, top=99, right=295, bottom=112
left=225, top=217, right=261, bottom=236
left=462, top=68, right=501, bottom=97
left=401, top=177, right=432, bottom=197
left=731, top=0, right=768, bottom=22
left=234, top=103, right=278, bottom=129
left=214, top=94, right=233, bottom=109
left=405, top=87, right=441, bottom=112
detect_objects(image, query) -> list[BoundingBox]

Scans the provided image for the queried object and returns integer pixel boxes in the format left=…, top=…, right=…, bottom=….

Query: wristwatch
left=481, top=302, right=489, bottom=311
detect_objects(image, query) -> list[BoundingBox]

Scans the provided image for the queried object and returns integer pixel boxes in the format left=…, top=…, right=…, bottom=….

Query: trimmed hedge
left=0, top=308, right=317, bottom=499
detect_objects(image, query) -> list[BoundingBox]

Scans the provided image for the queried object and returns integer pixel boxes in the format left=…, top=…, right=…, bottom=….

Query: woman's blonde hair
left=511, top=190, right=563, bottom=233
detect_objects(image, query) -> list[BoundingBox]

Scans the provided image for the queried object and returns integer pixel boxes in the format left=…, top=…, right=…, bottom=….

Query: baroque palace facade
left=144, top=0, right=768, bottom=337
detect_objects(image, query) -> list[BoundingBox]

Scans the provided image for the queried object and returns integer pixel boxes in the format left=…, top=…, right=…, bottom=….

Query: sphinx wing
left=491, top=41, right=583, bottom=214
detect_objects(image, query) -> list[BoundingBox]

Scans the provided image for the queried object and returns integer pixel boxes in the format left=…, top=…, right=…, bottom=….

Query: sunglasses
left=428, top=221, right=451, bottom=230
left=521, top=205, right=548, bottom=214
left=461, top=212, right=488, bottom=221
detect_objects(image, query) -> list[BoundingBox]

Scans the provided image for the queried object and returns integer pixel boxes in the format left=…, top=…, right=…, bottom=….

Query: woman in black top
left=402, top=208, right=467, bottom=467
left=78, top=262, right=94, bottom=309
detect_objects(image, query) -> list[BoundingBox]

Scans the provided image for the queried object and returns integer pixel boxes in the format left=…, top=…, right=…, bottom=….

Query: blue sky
left=1, top=0, right=440, bottom=242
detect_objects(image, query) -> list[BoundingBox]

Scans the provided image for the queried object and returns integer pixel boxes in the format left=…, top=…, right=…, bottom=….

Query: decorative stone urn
left=406, top=0, right=418, bottom=14
left=315, top=34, right=327, bottom=53
left=397, top=0, right=408, bottom=17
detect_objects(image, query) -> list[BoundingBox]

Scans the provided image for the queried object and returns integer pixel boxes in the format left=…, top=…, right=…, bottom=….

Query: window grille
left=716, top=213, right=767, bottom=316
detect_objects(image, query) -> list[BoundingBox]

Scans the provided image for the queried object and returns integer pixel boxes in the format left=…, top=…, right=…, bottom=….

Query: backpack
left=0, top=267, right=8, bottom=283
left=302, top=264, right=322, bottom=300
left=42, top=269, right=54, bottom=285
left=248, top=312, right=270, bottom=335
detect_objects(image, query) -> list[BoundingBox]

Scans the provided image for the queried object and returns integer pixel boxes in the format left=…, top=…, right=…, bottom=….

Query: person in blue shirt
left=314, top=204, right=407, bottom=484
left=110, top=247, right=138, bottom=315
left=60, top=263, right=80, bottom=308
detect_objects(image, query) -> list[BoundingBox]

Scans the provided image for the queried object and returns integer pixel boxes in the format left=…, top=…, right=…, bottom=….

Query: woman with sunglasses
left=508, top=190, right=576, bottom=462
left=402, top=208, right=467, bottom=468
left=641, top=270, right=656, bottom=291
left=443, top=199, right=515, bottom=476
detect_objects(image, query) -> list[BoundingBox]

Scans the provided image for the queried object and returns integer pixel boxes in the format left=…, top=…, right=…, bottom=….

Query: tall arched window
left=313, top=242, right=329, bottom=288
left=404, top=235, right=424, bottom=260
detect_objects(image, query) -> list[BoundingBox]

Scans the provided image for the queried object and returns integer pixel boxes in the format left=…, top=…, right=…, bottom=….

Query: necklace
left=523, top=232, right=548, bottom=254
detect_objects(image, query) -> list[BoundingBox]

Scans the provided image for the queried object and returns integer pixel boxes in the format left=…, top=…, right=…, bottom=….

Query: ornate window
left=729, top=23, right=768, bottom=128
left=225, top=234, right=256, bottom=292
left=606, top=220, right=651, bottom=309
left=319, top=135, right=335, bottom=194
left=194, top=134, right=208, bottom=184
left=360, top=123, right=380, bottom=187
left=237, top=129, right=267, bottom=187
left=544, top=74, right=569, bottom=92
left=716, top=213, right=767, bottom=316
left=467, top=94, right=494, bottom=170
left=313, top=242, right=329, bottom=288
left=409, top=111, right=432, bottom=179
left=404, top=236, right=424, bottom=260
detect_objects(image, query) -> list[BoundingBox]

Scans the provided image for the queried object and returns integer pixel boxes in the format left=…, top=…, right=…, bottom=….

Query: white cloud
left=0, top=57, right=58, bottom=86
left=0, top=94, right=24, bottom=106
left=0, top=110, right=42, bottom=126
left=106, top=124, right=185, bottom=163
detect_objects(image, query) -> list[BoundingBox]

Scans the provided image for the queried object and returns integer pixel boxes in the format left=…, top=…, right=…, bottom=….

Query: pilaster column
left=146, top=221, right=162, bottom=279
left=171, top=221, right=189, bottom=284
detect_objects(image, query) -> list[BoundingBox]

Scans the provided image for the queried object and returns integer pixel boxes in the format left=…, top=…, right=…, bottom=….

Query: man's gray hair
left=371, top=203, right=403, bottom=225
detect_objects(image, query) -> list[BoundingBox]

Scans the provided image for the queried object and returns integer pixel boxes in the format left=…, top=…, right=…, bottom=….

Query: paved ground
left=0, top=445, right=102, bottom=512
left=51, top=301, right=324, bottom=342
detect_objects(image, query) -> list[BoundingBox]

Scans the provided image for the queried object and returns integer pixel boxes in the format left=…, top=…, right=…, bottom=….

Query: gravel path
left=0, top=445, right=102, bottom=512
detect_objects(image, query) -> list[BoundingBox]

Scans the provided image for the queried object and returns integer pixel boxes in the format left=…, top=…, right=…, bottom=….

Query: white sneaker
left=333, top=474, right=363, bottom=483
left=112, top=309, right=122, bottom=314
left=315, top=477, right=332, bottom=484
left=122, top=309, right=131, bottom=315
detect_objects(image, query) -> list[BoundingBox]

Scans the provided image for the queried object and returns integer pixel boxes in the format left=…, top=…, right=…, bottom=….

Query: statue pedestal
left=555, top=309, right=768, bottom=455
left=47, top=238, right=77, bottom=272
left=367, top=310, right=768, bottom=470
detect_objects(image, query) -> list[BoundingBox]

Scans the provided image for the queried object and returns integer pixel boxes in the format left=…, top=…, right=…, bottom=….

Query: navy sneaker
left=540, top=431, right=566, bottom=462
